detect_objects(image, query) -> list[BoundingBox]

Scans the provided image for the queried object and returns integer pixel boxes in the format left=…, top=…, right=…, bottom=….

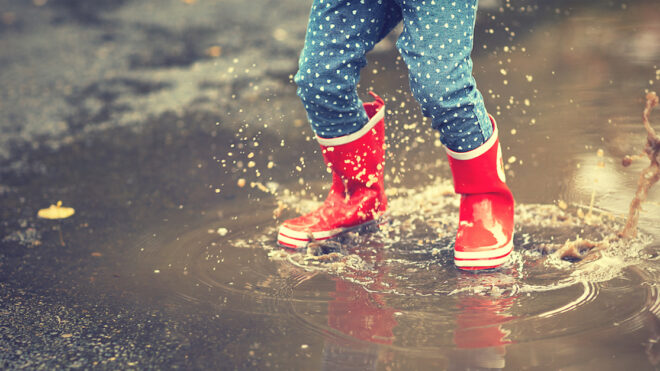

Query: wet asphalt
left=3, top=1, right=308, bottom=368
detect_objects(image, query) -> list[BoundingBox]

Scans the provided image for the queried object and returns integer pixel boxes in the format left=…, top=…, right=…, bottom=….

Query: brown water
left=2, top=0, right=660, bottom=369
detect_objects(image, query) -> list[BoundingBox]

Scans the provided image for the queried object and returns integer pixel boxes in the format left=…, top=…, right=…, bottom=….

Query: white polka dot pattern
left=294, top=0, right=493, bottom=152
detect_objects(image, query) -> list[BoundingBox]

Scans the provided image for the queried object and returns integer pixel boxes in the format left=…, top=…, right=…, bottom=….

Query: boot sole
left=454, top=237, right=514, bottom=270
left=277, top=218, right=384, bottom=249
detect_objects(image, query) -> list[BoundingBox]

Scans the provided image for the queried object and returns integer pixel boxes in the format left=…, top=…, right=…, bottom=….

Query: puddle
left=131, top=173, right=659, bottom=368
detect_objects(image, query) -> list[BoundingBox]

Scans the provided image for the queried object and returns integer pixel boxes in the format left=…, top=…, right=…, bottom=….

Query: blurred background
left=1, top=0, right=659, bottom=369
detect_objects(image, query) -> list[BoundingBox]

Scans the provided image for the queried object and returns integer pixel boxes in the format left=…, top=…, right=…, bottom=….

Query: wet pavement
left=1, top=0, right=660, bottom=369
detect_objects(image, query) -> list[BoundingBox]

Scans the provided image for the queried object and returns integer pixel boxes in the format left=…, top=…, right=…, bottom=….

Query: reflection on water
left=144, top=173, right=656, bottom=368
left=450, top=289, right=513, bottom=370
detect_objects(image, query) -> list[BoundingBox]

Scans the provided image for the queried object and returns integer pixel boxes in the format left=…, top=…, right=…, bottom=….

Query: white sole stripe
left=277, top=220, right=378, bottom=248
left=454, top=238, right=514, bottom=260
left=278, top=225, right=343, bottom=240
left=455, top=253, right=510, bottom=268
left=278, top=231, right=333, bottom=242
left=277, top=234, right=310, bottom=248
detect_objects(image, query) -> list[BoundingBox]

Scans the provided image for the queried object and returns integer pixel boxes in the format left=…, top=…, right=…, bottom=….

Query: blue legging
left=294, top=0, right=492, bottom=152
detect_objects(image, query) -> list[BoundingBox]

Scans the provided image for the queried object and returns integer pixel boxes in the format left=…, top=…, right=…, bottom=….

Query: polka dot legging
left=294, top=0, right=493, bottom=152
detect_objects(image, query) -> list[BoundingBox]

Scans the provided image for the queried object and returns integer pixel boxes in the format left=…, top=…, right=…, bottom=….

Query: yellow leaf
left=37, top=201, right=75, bottom=220
left=205, top=46, right=222, bottom=57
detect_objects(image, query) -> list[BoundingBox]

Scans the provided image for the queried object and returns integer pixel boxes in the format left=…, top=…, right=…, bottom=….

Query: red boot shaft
left=320, top=94, right=387, bottom=223
left=446, top=116, right=515, bottom=270
left=278, top=93, right=387, bottom=248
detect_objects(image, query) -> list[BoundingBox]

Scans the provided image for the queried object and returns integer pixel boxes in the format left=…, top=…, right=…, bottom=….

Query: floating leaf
left=37, top=201, right=75, bottom=220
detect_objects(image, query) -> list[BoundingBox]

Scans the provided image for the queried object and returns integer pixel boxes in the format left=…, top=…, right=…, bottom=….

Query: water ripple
left=138, top=179, right=658, bottom=353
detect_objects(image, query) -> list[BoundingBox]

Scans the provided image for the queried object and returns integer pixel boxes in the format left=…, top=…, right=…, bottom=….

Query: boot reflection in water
left=449, top=273, right=515, bottom=370
left=278, top=0, right=515, bottom=270
left=321, top=279, right=397, bottom=370
left=449, top=295, right=514, bottom=370
left=321, top=244, right=397, bottom=369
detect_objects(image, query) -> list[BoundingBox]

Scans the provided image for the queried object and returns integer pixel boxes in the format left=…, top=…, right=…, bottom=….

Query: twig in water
left=620, top=92, right=660, bottom=239
left=543, top=92, right=659, bottom=261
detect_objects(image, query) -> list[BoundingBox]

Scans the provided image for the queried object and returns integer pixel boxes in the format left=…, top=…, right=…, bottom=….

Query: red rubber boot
left=277, top=92, right=387, bottom=249
left=446, top=116, right=514, bottom=270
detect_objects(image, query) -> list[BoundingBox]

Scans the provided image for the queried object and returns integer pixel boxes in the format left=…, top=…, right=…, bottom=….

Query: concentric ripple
left=138, top=179, right=659, bottom=354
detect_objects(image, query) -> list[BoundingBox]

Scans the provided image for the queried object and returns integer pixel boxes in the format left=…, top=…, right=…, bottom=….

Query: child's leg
left=394, top=0, right=514, bottom=270
left=394, top=0, right=491, bottom=152
left=294, top=0, right=401, bottom=138
left=278, top=1, right=402, bottom=249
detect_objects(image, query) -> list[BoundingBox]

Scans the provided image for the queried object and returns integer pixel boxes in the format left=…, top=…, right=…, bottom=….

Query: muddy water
left=1, top=0, right=660, bottom=369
